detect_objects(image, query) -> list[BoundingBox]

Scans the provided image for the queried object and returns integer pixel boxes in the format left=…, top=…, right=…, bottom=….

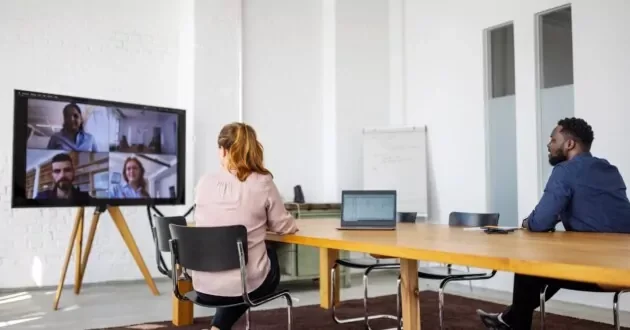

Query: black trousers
left=502, top=273, right=601, bottom=329
left=196, top=247, right=281, bottom=329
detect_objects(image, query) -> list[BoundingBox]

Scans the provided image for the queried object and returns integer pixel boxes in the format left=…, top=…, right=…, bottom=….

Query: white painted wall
left=0, top=0, right=194, bottom=290
left=335, top=0, right=391, bottom=195
left=242, top=0, right=324, bottom=203
left=241, top=0, right=394, bottom=203
left=193, top=0, right=242, bottom=184
left=404, top=0, right=630, bottom=312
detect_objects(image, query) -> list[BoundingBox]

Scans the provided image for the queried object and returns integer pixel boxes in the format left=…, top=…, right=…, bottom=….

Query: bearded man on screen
left=34, top=153, right=91, bottom=202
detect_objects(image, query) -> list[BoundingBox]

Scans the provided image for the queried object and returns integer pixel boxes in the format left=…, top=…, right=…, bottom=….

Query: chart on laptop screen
left=343, top=194, right=395, bottom=221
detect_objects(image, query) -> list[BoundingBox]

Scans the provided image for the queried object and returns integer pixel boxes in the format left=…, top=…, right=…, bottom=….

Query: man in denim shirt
left=477, top=117, right=630, bottom=329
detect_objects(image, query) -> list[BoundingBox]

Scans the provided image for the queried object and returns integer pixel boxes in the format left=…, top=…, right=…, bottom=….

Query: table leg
left=400, top=258, right=420, bottom=329
left=172, top=276, right=194, bottom=326
left=319, top=247, right=340, bottom=309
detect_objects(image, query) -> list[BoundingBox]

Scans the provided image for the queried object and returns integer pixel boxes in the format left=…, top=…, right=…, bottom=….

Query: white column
left=389, top=0, right=406, bottom=125
left=321, top=0, right=338, bottom=201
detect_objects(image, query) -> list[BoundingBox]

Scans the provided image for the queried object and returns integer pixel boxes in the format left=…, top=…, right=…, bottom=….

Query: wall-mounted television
left=11, top=89, right=186, bottom=208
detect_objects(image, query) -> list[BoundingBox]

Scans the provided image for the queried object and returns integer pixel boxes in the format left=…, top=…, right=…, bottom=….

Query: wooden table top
left=266, top=218, right=630, bottom=287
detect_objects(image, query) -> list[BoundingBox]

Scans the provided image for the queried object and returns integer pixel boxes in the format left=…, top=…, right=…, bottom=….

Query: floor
left=1, top=271, right=628, bottom=329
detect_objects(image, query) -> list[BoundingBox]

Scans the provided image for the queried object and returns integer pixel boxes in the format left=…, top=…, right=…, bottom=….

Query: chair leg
left=330, top=265, right=343, bottom=323
left=245, top=309, right=251, bottom=330
left=540, top=285, right=547, bottom=330
left=331, top=263, right=399, bottom=328
left=438, top=277, right=460, bottom=329
left=364, top=273, right=369, bottom=326
left=613, top=290, right=628, bottom=330
left=435, top=272, right=497, bottom=329
left=438, top=282, right=445, bottom=330
left=466, top=266, right=473, bottom=292
left=331, top=265, right=364, bottom=324
left=285, top=292, right=293, bottom=330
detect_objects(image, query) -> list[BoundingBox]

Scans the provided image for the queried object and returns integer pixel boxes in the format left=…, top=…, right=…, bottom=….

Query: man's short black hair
left=51, top=153, right=73, bottom=164
left=557, top=117, right=594, bottom=150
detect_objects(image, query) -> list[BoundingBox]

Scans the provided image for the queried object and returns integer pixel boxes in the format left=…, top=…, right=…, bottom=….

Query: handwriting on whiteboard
left=363, top=127, right=428, bottom=214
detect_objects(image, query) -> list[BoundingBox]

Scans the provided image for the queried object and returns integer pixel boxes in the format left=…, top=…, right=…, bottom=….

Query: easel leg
left=108, top=206, right=160, bottom=295
left=73, top=208, right=84, bottom=294
left=76, top=209, right=103, bottom=294
left=53, top=207, right=84, bottom=310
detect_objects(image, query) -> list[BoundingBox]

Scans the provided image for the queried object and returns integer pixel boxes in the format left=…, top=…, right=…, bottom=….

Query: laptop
left=337, top=190, right=397, bottom=231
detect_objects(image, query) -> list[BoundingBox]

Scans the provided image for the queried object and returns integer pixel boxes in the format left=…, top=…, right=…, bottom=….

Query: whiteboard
left=362, top=126, right=428, bottom=216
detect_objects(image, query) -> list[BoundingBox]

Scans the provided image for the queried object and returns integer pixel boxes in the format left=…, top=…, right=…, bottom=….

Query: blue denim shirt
left=47, top=130, right=98, bottom=152
left=527, top=152, right=630, bottom=233
left=109, top=183, right=146, bottom=198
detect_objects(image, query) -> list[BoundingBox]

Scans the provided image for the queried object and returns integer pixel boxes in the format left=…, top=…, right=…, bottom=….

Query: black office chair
left=169, top=224, right=293, bottom=330
left=395, top=211, right=500, bottom=329
left=540, top=286, right=628, bottom=329
left=148, top=204, right=196, bottom=278
left=152, top=215, right=188, bottom=278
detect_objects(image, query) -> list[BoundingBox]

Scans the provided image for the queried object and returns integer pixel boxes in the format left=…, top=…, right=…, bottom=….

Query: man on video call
left=34, top=153, right=91, bottom=202
left=477, top=117, right=630, bottom=329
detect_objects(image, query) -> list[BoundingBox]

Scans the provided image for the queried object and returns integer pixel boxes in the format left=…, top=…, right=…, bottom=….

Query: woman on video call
left=109, top=157, right=151, bottom=198
left=47, top=103, right=98, bottom=152
left=193, top=122, right=298, bottom=330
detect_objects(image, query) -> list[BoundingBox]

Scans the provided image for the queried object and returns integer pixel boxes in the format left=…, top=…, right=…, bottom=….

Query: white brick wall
left=0, top=0, right=199, bottom=289
left=193, top=0, right=242, bottom=181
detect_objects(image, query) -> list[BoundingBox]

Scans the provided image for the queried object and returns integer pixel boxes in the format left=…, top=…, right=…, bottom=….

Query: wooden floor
left=1, top=272, right=628, bottom=330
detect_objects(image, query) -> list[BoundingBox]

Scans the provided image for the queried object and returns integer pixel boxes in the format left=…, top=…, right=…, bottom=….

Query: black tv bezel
left=11, top=89, right=187, bottom=209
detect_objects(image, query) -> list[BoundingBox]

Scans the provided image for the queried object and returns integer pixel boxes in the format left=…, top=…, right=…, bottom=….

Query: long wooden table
left=173, top=218, right=630, bottom=329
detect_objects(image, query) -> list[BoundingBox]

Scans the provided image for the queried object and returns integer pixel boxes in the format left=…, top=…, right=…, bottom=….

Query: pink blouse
left=192, top=168, right=298, bottom=297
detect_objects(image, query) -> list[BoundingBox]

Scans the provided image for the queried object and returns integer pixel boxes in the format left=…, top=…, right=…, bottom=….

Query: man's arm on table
left=522, top=166, right=571, bottom=232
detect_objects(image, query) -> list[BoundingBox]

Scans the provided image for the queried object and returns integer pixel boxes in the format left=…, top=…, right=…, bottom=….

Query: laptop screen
left=342, top=192, right=396, bottom=222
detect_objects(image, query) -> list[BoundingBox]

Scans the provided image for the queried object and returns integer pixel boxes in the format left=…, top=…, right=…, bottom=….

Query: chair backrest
left=154, top=216, right=188, bottom=252
left=448, top=211, right=500, bottom=227
left=169, top=224, right=248, bottom=272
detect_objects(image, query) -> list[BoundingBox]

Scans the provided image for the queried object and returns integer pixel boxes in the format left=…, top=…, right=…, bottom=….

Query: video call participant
left=46, top=103, right=98, bottom=152
left=110, top=157, right=150, bottom=198
left=477, top=117, right=630, bottom=330
left=35, top=153, right=91, bottom=202
left=193, top=122, right=298, bottom=330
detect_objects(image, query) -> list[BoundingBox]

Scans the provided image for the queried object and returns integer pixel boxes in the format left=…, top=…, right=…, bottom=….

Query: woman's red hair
left=217, top=122, right=271, bottom=181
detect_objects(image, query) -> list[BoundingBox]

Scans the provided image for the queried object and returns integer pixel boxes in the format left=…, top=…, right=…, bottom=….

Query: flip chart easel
left=53, top=205, right=159, bottom=310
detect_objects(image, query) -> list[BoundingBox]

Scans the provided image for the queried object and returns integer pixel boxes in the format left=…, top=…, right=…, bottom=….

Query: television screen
left=11, top=90, right=186, bottom=208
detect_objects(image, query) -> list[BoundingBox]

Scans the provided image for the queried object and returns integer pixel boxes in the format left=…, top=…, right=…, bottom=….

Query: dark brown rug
left=97, top=291, right=625, bottom=329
